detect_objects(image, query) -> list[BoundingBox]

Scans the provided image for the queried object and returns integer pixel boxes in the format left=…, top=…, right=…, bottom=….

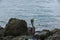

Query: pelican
left=31, top=18, right=34, bottom=27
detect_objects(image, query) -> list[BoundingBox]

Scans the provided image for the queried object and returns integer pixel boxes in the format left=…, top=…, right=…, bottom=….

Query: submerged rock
left=5, top=18, right=28, bottom=36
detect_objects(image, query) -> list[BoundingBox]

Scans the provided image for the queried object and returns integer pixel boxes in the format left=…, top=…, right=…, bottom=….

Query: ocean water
left=0, top=0, right=60, bottom=31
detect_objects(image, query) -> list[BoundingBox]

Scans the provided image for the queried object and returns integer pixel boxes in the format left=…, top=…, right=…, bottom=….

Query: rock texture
left=5, top=18, right=28, bottom=36
left=2, top=36, right=14, bottom=40
left=34, top=30, right=52, bottom=40
left=0, top=18, right=60, bottom=40
left=0, top=26, right=5, bottom=37
left=45, top=29, right=60, bottom=40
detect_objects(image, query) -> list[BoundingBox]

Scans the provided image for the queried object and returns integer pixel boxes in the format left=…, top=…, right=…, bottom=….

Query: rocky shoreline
left=0, top=18, right=60, bottom=40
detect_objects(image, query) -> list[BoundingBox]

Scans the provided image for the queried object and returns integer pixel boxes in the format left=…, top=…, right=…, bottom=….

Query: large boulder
left=5, top=18, right=28, bottom=36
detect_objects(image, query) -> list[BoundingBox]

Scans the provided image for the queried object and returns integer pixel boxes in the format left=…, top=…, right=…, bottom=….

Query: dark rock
left=34, top=29, right=52, bottom=40
left=45, top=29, right=60, bottom=40
left=0, top=26, right=5, bottom=37
left=12, top=36, right=37, bottom=40
left=51, top=28, right=60, bottom=34
left=5, top=18, right=28, bottom=36
left=1, top=36, right=14, bottom=40
left=12, top=36, right=27, bottom=40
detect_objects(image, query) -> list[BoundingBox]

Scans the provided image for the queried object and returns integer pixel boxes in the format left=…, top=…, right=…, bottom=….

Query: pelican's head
left=31, top=18, right=34, bottom=23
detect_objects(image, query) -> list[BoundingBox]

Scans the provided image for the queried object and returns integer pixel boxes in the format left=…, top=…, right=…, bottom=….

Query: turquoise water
left=0, top=0, right=60, bottom=31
